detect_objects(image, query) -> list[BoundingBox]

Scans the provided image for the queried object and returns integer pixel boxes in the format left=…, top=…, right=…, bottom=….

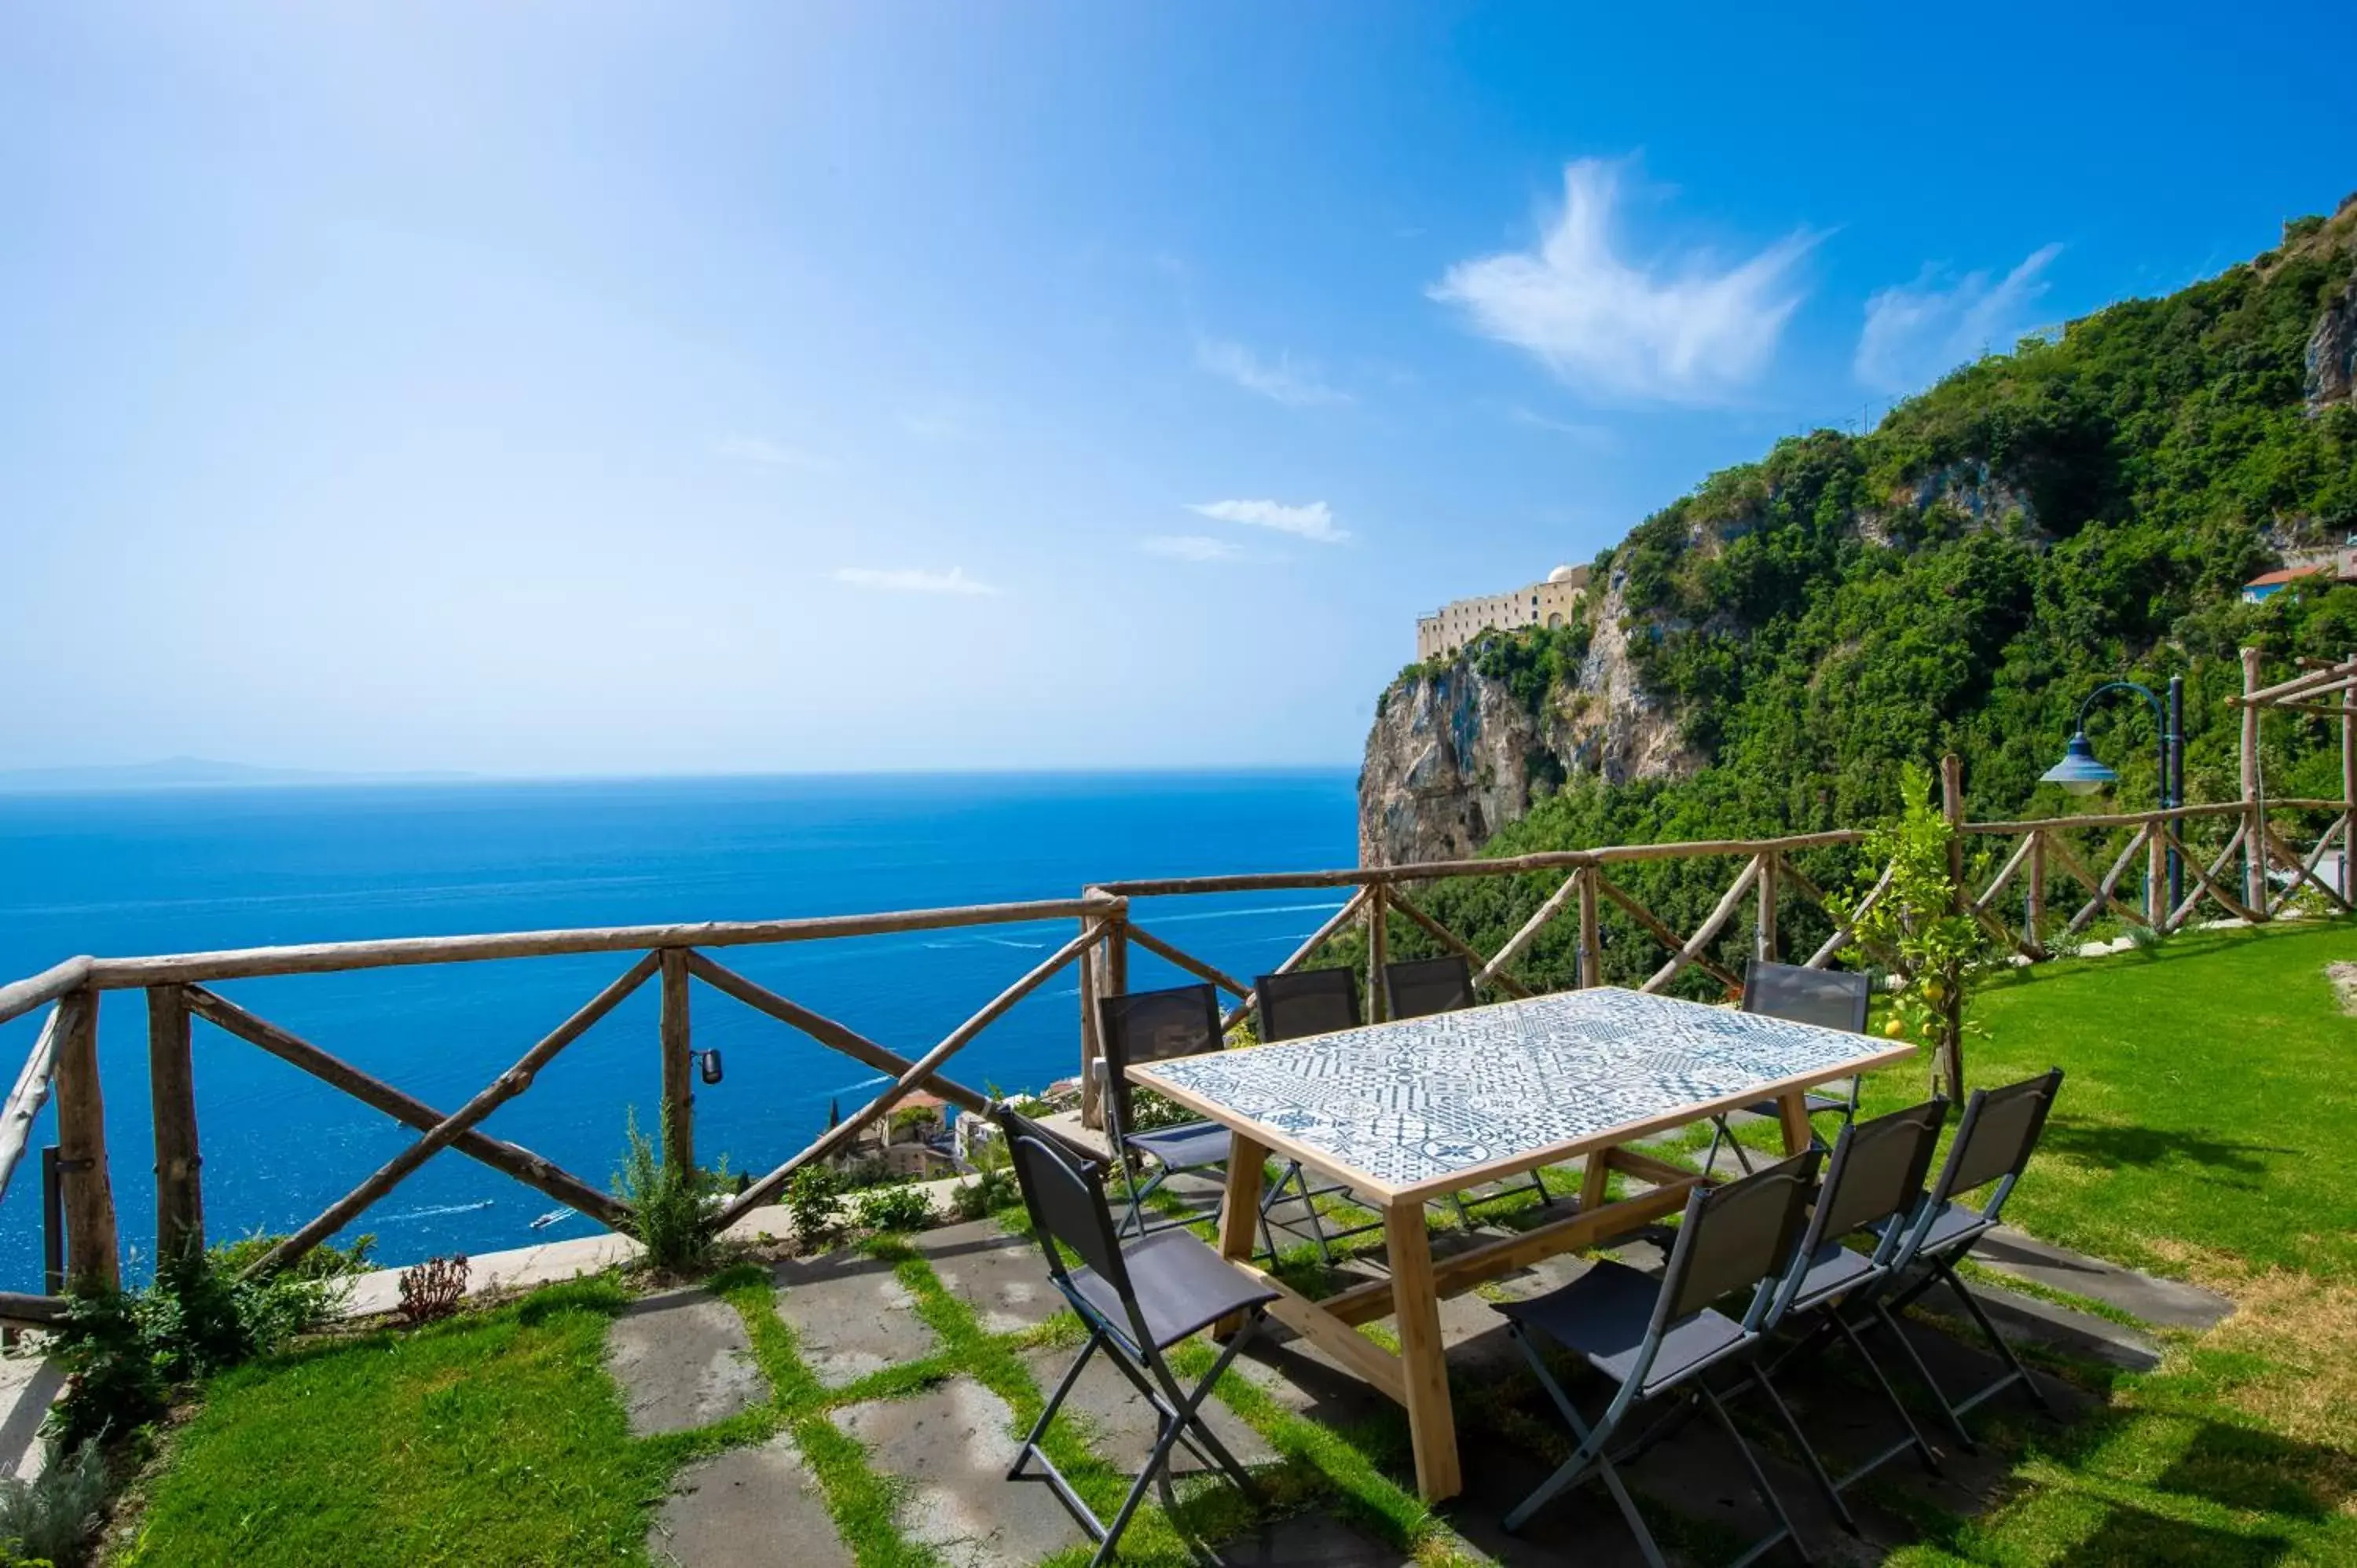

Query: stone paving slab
left=606, top=1289, right=764, bottom=1436
left=650, top=1434, right=849, bottom=1568
left=0, top=1352, right=64, bottom=1482
left=1974, top=1224, right=2234, bottom=1330
left=1020, top=1345, right=1277, bottom=1477
left=833, top=1376, right=1085, bottom=1568
left=917, top=1221, right=1066, bottom=1334
left=1208, top=1508, right=1417, bottom=1566
left=772, top=1251, right=940, bottom=1387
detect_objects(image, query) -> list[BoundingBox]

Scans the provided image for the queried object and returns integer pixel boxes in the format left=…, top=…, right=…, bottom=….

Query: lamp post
left=2040, top=676, right=2185, bottom=910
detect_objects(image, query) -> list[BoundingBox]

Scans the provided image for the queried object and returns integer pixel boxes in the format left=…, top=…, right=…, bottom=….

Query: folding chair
left=1497, top=1148, right=1825, bottom=1567
left=1739, top=1097, right=1949, bottom=1535
left=1706, top=961, right=1873, bottom=1177
left=1253, top=967, right=1382, bottom=1265
left=1098, top=982, right=1313, bottom=1262
left=995, top=1107, right=1278, bottom=1567
left=1866, top=1068, right=2066, bottom=1449
left=1384, top=954, right=1554, bottom=1225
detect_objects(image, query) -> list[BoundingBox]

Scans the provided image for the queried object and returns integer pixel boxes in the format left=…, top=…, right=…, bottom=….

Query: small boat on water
left=530, top=1207, right=575, bottom=1231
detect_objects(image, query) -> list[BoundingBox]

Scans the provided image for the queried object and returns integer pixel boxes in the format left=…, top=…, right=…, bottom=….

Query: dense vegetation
left=1386, top=200, right=2357, bottom=989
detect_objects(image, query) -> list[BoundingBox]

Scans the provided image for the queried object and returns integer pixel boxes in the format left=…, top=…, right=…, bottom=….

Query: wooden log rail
left=5, top=753, right=2355, bottom=1280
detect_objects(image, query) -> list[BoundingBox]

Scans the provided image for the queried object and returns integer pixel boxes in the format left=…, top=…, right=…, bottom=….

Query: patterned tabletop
left=1131, top=986, right=1901, bottom=1195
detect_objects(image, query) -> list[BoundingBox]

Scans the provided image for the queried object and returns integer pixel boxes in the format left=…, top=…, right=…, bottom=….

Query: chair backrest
left=995, top=1105, right=1132, bottom=1301
left=1095, top=983, right=1221, bottom=1141
left=1655, top=1147, right=1822, bottom=1328
left=1257, top=965, right=1362, bottom=1042
left=1929, top=1067, right=2064, bottom=1219
left=1742, top=960, right=1871, bottom=1034
left=1384, top=954, right=1475, bottom=1020
left=1805, top=1096, right=1948, bottom=1261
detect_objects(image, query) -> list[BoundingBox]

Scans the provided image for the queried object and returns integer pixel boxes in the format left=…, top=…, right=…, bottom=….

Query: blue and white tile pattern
left=1135, top=987, right=1883, bottom=1190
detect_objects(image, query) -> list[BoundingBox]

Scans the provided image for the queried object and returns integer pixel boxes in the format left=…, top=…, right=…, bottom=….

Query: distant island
left=0, top=757, right=477, bottom=794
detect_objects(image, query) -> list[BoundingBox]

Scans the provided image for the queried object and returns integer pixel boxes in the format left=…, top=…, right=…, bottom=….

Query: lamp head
left=2041, top=731, right=2116, bottom=797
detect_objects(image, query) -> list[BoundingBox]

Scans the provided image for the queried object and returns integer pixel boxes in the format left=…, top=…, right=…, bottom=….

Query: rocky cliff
left=1358, top=572, right=1700, bottom=866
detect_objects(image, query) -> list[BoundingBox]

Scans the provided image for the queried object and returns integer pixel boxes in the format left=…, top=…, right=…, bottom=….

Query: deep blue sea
left=0, top=771, right=1358, bottom=1288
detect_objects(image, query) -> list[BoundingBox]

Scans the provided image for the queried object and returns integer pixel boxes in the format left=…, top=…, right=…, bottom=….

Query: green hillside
left=1386, top=196, right=2357, bottom=989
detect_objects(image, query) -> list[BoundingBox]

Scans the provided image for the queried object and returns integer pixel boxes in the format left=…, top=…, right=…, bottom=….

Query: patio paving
left=612, top=1204, right=2169, bottom=1566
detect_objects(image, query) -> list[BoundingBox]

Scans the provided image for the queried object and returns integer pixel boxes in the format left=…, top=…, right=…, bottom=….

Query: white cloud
left=1854, top=244, right=2063, bottom=394
left=1194, top=338, right=1352, bottom=408
left=831, top=566, right=1000, bottom=596
left=1187, top=499, right=1348, bottom=544
left=1139, top=534, right=1245, bottom=563
left=1505, top=405, right=1615, bottom=447
left=1429, top=158, right=1815, bottom=405
left=713, top=434, right=832, bottom=470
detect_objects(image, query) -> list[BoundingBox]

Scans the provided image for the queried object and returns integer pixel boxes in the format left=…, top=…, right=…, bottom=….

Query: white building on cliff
left=1416, top=564, right=1590, bottom=661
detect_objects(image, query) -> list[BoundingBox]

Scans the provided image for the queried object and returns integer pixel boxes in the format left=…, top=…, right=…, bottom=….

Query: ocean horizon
left=0, top=768, right=1360, bottom=1288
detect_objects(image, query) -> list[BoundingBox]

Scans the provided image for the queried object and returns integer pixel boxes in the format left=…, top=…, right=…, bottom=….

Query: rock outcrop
left=1358, top=572, right=1700, bottom=867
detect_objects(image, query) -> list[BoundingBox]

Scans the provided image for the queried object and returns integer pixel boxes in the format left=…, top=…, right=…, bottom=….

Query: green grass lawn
left=107, top=920, right=2357, bottom=1566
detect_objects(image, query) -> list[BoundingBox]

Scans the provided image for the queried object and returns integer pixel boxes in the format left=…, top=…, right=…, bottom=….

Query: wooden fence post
left=659, top=948, right=695, bottom=1173
left=1077, top=929, right=1103, bottom=1129
left=1939, top=754, right=1967, bottom=1102
left=1365, top=884, right=1388, bottom=1021
left=1756, top=854, right=1778, bottom=964
left=147, top=984, right=203, bottom=1261
left=2025, top=831, right=2047, bottom=957
left=53, top=988, right=117, bottom=1290
left=2146, top=822, right=2167, bottom=928
left=1578, top=866, right=1602, bottom=987
left=2242, top=647, right=2267, bottom=917
left=2343, top=680, right=2355, bottom=903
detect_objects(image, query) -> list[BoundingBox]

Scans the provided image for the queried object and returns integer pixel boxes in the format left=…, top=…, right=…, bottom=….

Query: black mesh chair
left=1098, top=984, right=1274, bottom=1258
left=1866, top=1068, right=2066, bottom=1448
left=1705, top=961, right=1874, bottom=1177
left=1384, top=954, right=1476, bottom=1019
left=1384, top=954, right=1552, bottom=1224
left=1497, top=1149, right=1825, bottom=1566
left=1253, top=967, right=1380, bottom=1265
left=995, top=1107, right=1277, bottom=1566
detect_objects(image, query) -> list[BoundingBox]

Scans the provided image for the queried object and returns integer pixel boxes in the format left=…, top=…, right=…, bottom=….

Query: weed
left=0, top=1440, right=107, bottom=1566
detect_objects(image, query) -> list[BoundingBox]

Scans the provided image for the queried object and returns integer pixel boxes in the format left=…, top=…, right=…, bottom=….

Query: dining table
left=1126, top=983, right=1917, bottom=1502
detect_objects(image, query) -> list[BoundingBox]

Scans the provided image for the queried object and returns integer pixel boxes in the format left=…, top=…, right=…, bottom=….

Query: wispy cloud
left=1505, top=405, right=1615, bottom=447
left=1188, top=499, right=1348, bottom=544
left=831, top=566, right=1000, bottom=596
left=1854, top=244, right=2063, bottom=394
left=1193, top=338, right=1352, bottom=408
left=1139, top=534, right=1246, bottom=563
left=713, top=433, right=833, bottom=470
left=1429, top=158, right=1815, bottom=405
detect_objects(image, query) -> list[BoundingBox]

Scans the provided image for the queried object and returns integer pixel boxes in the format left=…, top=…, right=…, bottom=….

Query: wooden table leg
left=1385, top=1200, right=1462, bottom=1502
left=1213, top=1133, right=1270, bottom=1337
left=1579, top=1142, right=1615, bottom=1211
left=1776, top=1090, right=1814, bottom=1155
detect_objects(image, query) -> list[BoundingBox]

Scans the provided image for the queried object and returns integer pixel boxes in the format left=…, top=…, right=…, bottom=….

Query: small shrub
left=948, top=1164, right=1017, bottom=1222
left=396, top=1255, right=471, bottom=1326
left=44, top=1290, right=161, bottom=1455
left=613, top=1109, right=727, bottom=1274
left=852, top=1183, right=933, bottom=1233
left=0, top=1438, right=106, bottom=1566
left=783, top=1163, right=846, bottom=1252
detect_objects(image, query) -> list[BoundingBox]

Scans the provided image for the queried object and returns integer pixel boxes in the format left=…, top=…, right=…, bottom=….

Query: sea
left=0, top=771, right=1359, bottom=1290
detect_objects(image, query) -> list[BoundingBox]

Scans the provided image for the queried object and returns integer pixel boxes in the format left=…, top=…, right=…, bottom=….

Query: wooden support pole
left=2025, top=831, right=2047, bottom=955
left=1600, top=875, right=1743, bottom=995
left=1756, top=852, right=1778, bottom=963
left=51, top=989, right=117, bottom=1290
left=1476, top=870, right=1581, bottom=991
left=0, top=1008, right=60, bottom=1207
left=659, top=947, right=695, bottom=1174
left=2147, top=819, right=2167, bottom=927
left=2344, top=680, right=2355, bottom=905
left=1122, top=922, right=1251, bottom=1002
left=684, top=953, right=991, bottom=1113
left=2243, top=647, right=2267, bottom=916
left=146, top=984, right=203, bottom=1261
left=1388, top=888, right=1530, bottom=998
left=1365, top=885, right=1387, bottom=1023
left=1578, top=866, right=1603, bottom=988
left=1640, top=855, right=1760, bottom=995
left=1078, top=923, right=1103, bottom=1127
left=1939, top=754, right=1967, bottom=1102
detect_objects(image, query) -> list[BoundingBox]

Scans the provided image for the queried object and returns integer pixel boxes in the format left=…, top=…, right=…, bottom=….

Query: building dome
left=1546, top=564, right=1578, bottom=583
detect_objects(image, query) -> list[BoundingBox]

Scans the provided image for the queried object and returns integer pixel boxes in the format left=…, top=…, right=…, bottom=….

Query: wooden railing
left=2, top=763, right=2350, bottom=1318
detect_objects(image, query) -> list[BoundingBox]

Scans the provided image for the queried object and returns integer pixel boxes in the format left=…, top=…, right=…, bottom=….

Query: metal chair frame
left=1706, top=961, right=1874, bottom=1177
left=996, top=1107, right=1276, bottom=1567
left=1499, top=1149, right=1827, bottom=1568
left=1252, top=968, right=1385, bottom=1265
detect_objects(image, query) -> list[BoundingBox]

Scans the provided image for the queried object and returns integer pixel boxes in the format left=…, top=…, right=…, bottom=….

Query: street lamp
left=2040, top=676, right=2185, bottom=908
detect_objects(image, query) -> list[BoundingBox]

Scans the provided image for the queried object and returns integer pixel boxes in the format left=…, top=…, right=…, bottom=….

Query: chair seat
left=1876, top=1200, right=1989, bottom=1258
left=1125, top=1121, right=1233, bottom=1170
left=1786, top=1239, right=1875, bottom=1312
left=1497, top=1258, right=1747, bottom=1393
left=1069, top=1231, right=1278, bottom=1350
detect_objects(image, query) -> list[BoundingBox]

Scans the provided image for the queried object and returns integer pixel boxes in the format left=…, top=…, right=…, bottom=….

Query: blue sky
left=4, top=3, right=2352, bottom=776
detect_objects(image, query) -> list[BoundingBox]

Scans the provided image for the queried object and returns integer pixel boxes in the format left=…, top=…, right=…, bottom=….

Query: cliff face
left=1358, top=571, right=1700, bottom=866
